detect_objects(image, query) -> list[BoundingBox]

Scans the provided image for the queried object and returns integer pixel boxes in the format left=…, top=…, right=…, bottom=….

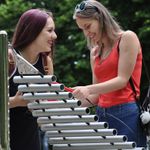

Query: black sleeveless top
left=9, top=54, right=45, bottom=150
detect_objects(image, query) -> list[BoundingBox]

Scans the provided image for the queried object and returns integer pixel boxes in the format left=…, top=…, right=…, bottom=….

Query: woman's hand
left=72, top=86, right=90, bottom=100
left=72, top=86, right=96, bottom=107
left=90, top=45, right=100, bottom=61
left=9, top=91, right=29, bottom=108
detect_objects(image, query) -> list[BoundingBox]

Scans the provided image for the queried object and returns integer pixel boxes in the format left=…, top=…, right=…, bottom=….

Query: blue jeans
left=96, top=102, right=147, bottom=147
left=40, top=130, right=49, bottom=150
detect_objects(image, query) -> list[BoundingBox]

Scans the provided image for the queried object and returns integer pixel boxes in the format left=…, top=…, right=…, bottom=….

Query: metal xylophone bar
left=32, top=107, right=90, bottom=117
left=49, top=135, right=127, bottom=144
left=52, top=143, right=145, bottom=150
left=37, top=115, right=99, bottom=124
left=41, top=122, right=108, bottom=131
left=14, top=75, right=145, bottom=150
left=23, top=92, right=73, bottom=100
left=45, top=129, right=117, bottom=137
left=28, top=99, right=82, bottom=109
left=13, top=75, right=57, bottom=83
left=18, top=83, right=65, bottom=92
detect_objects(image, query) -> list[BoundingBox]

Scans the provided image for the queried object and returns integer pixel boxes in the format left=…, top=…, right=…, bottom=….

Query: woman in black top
left=9, top=9, right=57, bottom=150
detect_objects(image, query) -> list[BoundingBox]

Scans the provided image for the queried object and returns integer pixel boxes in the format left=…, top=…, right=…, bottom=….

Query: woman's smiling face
left=76, top=17, right=102, bottom=44
left=33, top=17, right=57, bottom=53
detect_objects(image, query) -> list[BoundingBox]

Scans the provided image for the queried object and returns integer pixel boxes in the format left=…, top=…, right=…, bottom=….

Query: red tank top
left=94, top=39, right=142, bottom=108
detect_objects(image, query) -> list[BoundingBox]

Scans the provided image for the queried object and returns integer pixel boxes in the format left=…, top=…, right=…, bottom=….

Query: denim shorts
left=96, top=102, right=147, bottom=147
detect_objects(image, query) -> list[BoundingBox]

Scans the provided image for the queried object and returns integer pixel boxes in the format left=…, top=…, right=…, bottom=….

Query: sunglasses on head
left=75, top=1, right=98, bottom=12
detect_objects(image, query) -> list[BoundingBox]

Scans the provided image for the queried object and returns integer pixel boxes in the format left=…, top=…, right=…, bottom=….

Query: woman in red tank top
left=72, top=0, right=146, bottom=148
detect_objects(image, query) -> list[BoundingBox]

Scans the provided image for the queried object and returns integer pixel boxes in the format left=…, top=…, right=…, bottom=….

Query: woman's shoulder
left=119, top=30, right=141, bottom=53
left=8, top=48, right=17, bottom=78
left=120, top=30, right=140, bottom=46
left=121, top=30, right=139, bottom=41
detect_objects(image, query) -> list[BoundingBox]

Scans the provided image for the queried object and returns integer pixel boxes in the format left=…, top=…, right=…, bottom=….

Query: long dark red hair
left=12, top=9, right=54, bottom=57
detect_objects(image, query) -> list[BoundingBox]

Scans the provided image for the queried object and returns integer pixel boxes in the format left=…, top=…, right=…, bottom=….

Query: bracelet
left=85, top=98, right=95, bottom=106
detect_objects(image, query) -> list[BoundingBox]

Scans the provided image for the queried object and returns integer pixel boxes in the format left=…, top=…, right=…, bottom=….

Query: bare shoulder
left=120, top=30, right=140, bottom=52
left=8, top=48, right=15, bottom=61
left=121, top=30, right=140, bottom=44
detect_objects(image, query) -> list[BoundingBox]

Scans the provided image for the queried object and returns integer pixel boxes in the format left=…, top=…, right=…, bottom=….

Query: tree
left=0, top=0, right=149, bottom=90
left=0, top=0, right=33, bottom=39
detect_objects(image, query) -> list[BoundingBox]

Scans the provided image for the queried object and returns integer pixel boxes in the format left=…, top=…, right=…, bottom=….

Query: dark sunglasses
left=75, top=1, right=98, bottom=12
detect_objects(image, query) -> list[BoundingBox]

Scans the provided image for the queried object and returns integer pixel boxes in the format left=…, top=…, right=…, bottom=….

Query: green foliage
left=0, top=0, right=33, bottom=39
left=0, top=0, right=149, bottom=99
left=42, top=0, right=92, bottom=87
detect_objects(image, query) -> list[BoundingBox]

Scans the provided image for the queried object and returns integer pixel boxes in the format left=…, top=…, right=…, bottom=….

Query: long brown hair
left=12, top=8, right=55, bottom=58
left=73, top=0, right=123, bottom=48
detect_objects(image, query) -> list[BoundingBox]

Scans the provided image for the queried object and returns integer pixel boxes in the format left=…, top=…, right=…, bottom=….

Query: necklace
left=98, top=43, right=112, bottom=64
left=98, top=43, right=104, bottom=57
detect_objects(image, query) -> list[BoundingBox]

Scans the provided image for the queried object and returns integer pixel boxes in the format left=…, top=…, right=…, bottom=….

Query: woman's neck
left=20, top=46, right=39, bottom=64
left=97, top=35, right=113, bottom=51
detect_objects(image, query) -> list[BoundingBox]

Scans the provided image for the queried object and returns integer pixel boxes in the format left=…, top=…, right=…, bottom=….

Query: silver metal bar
left=37, top=115, right=98, bottom=124
left=27, top=99, right=81, bottom=109
left=46, top=129, right=117, bottom=137
left=13, top=75, right=56, bottom=83
left=18, top=83, right=64, bottom=92
left=48, top=135, right=127, bottom=144
left=0, top=30, right=9, bottom=150
left=23, top=92, right=73, bottom=100
left=32, top=107, right=90, bottom=117
left=53, top=147, right=145, bottom=150
left=41, top=122, right=108, bottom=131
left=123, top=148, right=145, bottom=150
left=53, top=142, right=136, bottom=150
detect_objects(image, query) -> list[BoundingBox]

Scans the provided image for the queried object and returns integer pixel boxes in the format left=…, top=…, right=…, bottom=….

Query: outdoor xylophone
left=13, top=74, right=145, bottom=150
left=9, top=42, right=145, bottom=150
